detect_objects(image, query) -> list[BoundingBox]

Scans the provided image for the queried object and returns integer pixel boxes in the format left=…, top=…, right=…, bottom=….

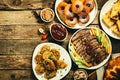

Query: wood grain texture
left=0, top=11, right=39, bottom=25
left=0, top=0, right=108, bottom=10
left=0, top=40, right=41, bottom=55
left=0, top=0, right=55, bottom=10
left=0, top=10, right=99, bottom=25
left=97, top=0, right=108, bottom=10
left=0, top=25, right=43, bottom=39
left=0, top=70, right=36, bottom=80
left=0, top=55, right=31, bottom=69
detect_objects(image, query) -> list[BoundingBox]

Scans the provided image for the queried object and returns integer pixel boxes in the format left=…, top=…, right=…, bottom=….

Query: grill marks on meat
left=94, top=48, right=107, bottom=64
left=71, top=29, right=108, bottom=66
left=71, top=29, right=90, bottom=42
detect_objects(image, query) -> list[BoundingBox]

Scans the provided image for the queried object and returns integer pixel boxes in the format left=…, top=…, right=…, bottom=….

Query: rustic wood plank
left=0, top=0, right=107, bottom=10
left=0, top=25, right=102, bottom=55
left=91, top=11, right=99, bottom=24
left=0, top=11, right=40, bottom=25
left=0, top=69, right=36, bottom=80
left=0, top=55, right=32, bottom=69
left=0, top=10, right=99, bottom=25
left=0, top=69, right=97, bottom=80
left=0, top=0, right=55, bottom=10
left=0, top=40, right=41, bottom=55
left=97, top=0, right=108, bottom=10
left=0, top=25, right=45, bottom=39
left=0, top=24, right=100, bottom=40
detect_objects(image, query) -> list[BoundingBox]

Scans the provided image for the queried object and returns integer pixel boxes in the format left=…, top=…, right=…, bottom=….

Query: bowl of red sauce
left=50, top=23, right=68, bottom=42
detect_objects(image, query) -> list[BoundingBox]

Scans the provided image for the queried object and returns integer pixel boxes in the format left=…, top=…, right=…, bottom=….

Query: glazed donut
left=84, top=0, right=94, bottom=11
left=79, top=14, right=90, bottom=24
left=78, top=5, right=90, bottom=17
left=65, top=17, right=78, bottom=27
left=71, top=0, right=84, bottom=3
left=64, top=4, right=74, bottom=18
left=71, top=0, right=84, bottom=14
left=57, top=2, right=68, bottom=15
left=64, top=0, right=71, bottom=3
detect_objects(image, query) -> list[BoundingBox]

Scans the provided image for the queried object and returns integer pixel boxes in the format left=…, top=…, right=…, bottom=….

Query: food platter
left=100, top=0, right=120, bottom=40
left=96, top=53, right=120, bottom=80
left=68, top=27, right=112, bottom=69
left=32, top=42, right=72, bottom=80
left=55, top=0, right=98, bottom=29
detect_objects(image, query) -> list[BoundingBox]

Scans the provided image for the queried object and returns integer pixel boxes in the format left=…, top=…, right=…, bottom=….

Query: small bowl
left=40, top=8, right=55, bottom=22
left=49, top=23, right=68, bottom=42
left=73, top=69, right=88, bottom=80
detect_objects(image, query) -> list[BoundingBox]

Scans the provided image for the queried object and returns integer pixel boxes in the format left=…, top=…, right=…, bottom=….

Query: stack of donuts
left=57, top=0, right=94, bottom=27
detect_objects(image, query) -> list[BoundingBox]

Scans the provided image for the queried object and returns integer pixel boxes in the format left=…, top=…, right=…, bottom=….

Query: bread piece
left=111, top=24, right=120, bottom=36
left=104, top=56, right=120, bottom=80
left=102, top=10, right=115, bottom=28
left=110, top=1, right=120, bottom=20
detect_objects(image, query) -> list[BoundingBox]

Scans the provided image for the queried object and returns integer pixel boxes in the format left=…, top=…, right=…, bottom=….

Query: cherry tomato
left=41, top=34, right=48, bottom=40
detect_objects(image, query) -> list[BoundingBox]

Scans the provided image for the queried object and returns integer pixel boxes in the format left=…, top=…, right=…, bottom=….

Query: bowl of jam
left=50, top=23, right=68, bottom=42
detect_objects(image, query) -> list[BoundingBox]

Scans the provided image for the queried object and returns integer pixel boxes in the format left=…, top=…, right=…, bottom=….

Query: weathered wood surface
left=0, top=0, right=55, bottom=10
left=0, top=0, right=120, bottom=80
left=0, top=25, right=41, bottom=39
left=0, top=70, right=36, bottom=80
left=0, top=0, right=107, bottom=10
left=0, top=10, right=99, bottom=25
left=0, top=55, right=31, bottom=69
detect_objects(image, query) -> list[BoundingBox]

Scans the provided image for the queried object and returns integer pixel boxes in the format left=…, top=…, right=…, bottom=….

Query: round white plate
left=55, top=0, right=98, bottom=29
left=68, top=27, right=112, bottom=69
left=32, top=42, right=72, bottom=80
left=100, top=0, right=120, bottom=39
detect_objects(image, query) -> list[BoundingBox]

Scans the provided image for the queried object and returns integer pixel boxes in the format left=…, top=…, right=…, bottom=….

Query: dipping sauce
left=41, top=8, right=54, bottom=22
left=74, top=69, right=88, bottom=80
left=50, top=23, right=68, bottom=41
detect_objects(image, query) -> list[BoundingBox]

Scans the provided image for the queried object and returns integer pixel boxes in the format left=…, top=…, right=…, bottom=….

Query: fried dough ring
left=57, top=2, right=68, bottom=15
left=78, top=5, right=90, bottom=17
left=65, top=17, right=78, bottom=27
left=84, top=0, right=94, bottom=12
left=64, top=4, right=74, bottom=18
left=79, top=14, right=90, bottom=24
left=71, top=0, right=84, bottom=13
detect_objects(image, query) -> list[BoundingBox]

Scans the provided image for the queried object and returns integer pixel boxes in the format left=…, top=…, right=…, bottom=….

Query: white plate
left=32, top=42, right=72, bottom=80
left=96, top=53, right=120, bottom=80
left=55, top=0, right=98, bottom=29
left=68, top=27, right=112, bottom=69
left=100, top=0, right=120, bottom=40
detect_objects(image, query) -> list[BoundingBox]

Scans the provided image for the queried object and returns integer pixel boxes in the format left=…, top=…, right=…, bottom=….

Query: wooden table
left=0, top=0, right=120, bottom=80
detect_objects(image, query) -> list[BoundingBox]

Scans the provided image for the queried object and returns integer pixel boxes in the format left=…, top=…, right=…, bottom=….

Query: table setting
left=0, top=0, right=120, bottom=80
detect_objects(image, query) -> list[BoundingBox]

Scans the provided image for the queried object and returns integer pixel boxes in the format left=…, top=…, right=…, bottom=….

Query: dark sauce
left=51, top=24, right=67, bottom=40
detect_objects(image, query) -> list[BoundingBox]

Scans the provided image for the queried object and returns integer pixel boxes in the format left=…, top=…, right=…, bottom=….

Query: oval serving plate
left=32, top=42, right=72, bottom=80
left=100, top=0, right=120, bottom=39
left=55, top=0, right=98, bottom=29
left=68, top=27, right=112, bottom=69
